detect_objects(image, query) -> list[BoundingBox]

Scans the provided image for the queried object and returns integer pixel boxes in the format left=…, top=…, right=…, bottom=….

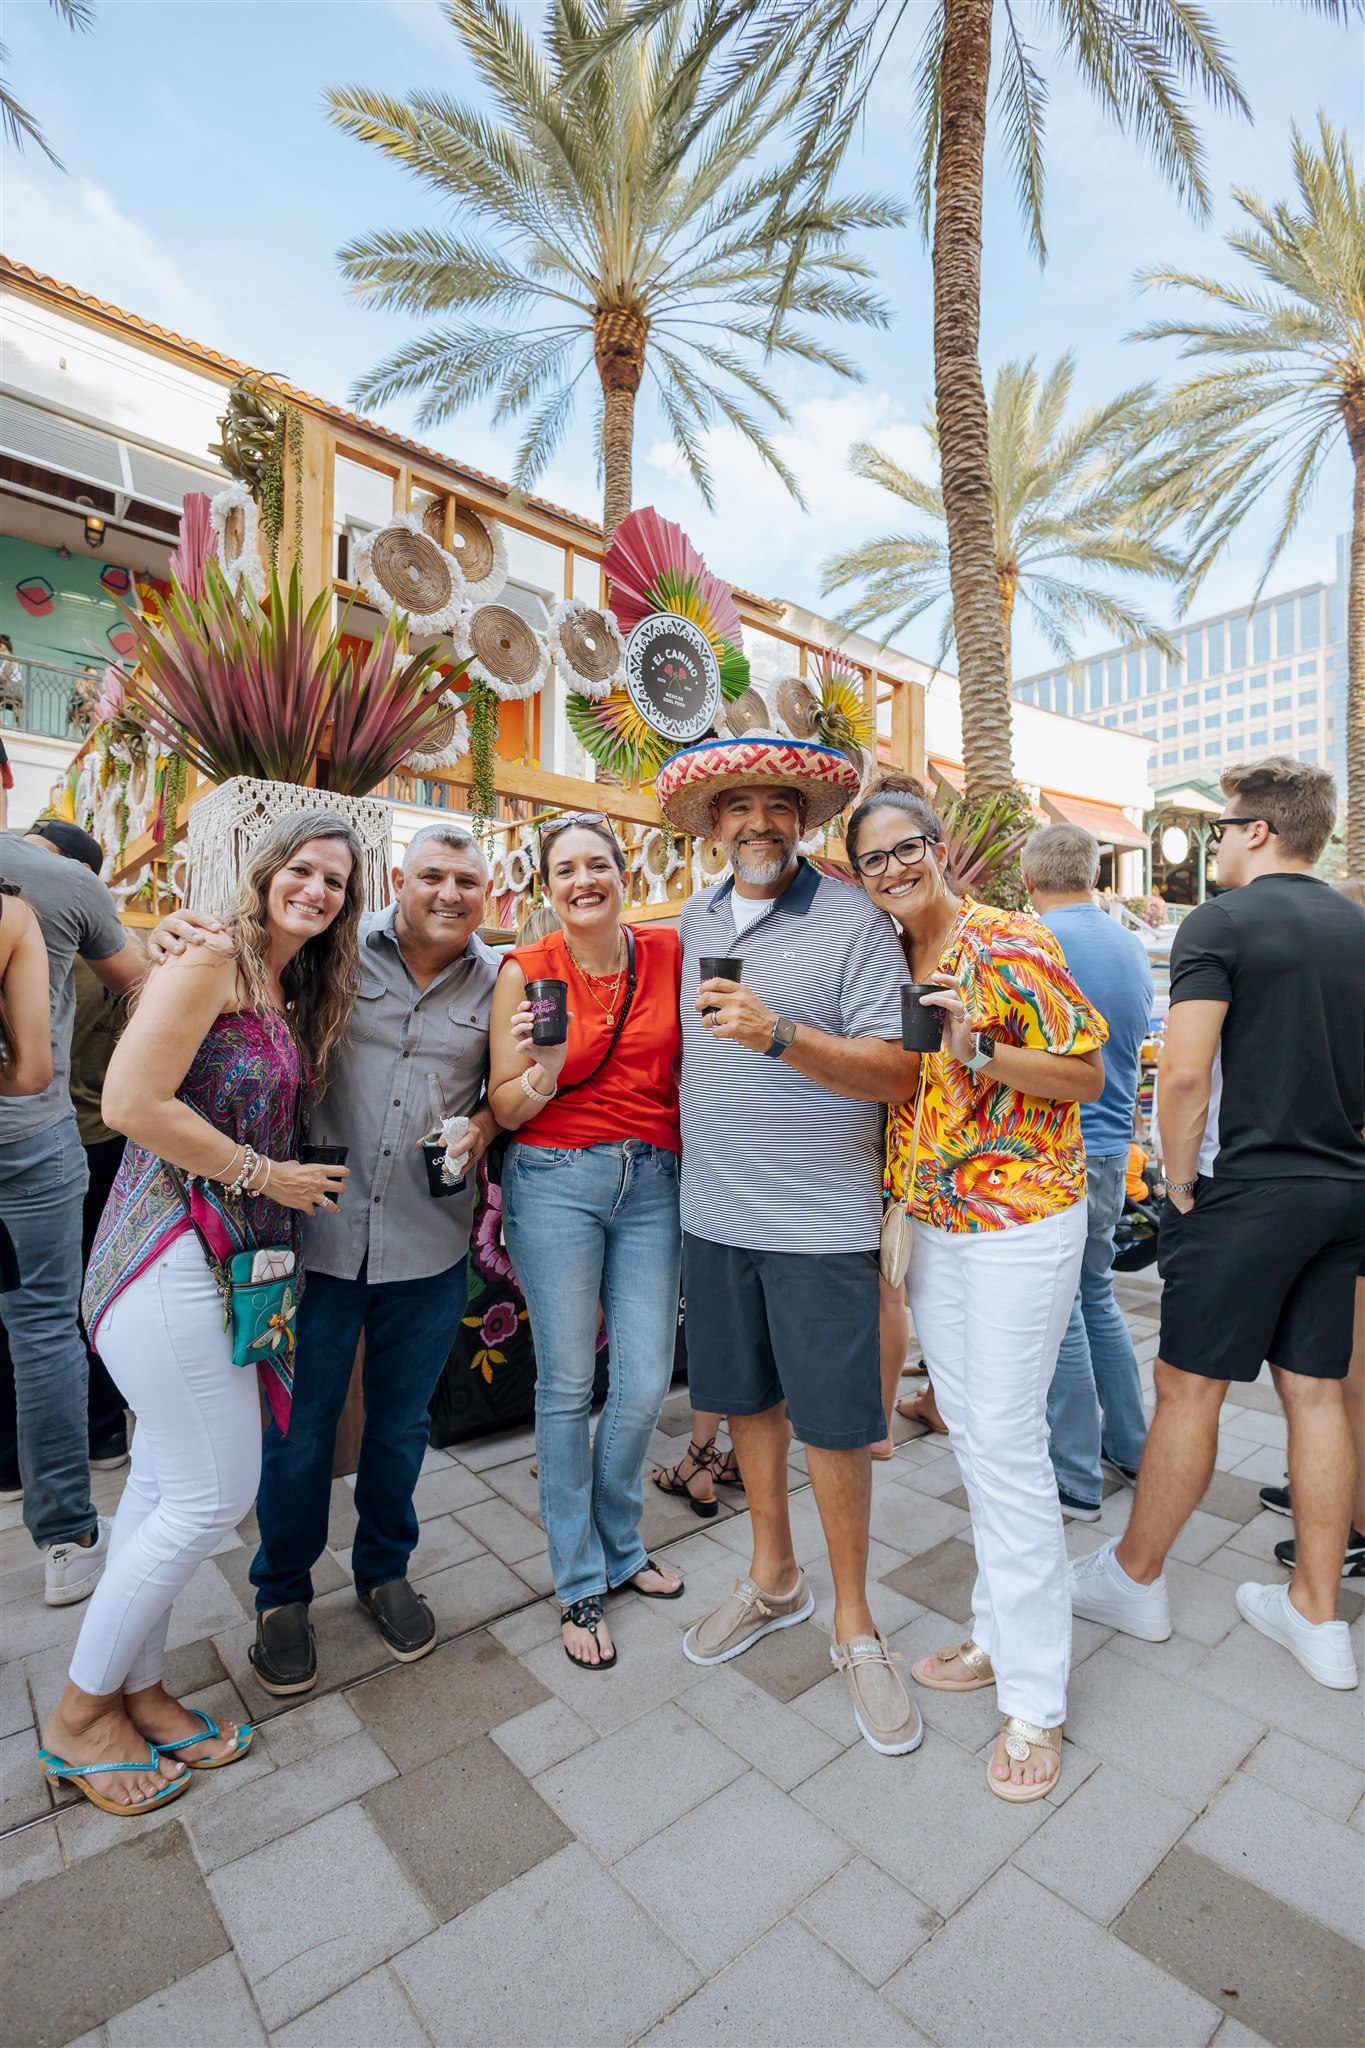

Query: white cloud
left=640, top=382, right=936, bottom=607
left=4, top=167, right=218, bottom=342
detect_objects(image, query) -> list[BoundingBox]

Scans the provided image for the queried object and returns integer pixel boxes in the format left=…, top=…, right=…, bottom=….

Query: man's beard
left=730, top=840, right=795, bottom=886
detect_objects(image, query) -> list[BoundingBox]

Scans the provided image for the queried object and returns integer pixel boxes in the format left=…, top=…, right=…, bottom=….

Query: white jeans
left=906, top=1199, right=1086, bottom=1727
left=68, top=1236, right=261, bottom=1698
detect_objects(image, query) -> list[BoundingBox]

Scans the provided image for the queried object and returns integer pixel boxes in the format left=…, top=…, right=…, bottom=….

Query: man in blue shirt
left=1023, top=825, right=1154, bottom=1518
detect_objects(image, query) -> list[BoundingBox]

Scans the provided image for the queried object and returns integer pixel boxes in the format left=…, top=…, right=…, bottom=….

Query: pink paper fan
left=604, top=508, right=744, bottom=649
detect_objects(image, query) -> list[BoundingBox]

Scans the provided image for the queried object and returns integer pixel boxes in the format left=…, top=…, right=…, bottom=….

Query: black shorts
left=1158, top=1174, right=1365, bottom=1384
left=681, top=1233, right=884, bottom=1451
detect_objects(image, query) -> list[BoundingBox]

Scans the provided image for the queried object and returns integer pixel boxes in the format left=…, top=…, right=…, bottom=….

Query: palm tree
left=821, top=355, right=1184, bottom=686
left=1134, top=115, right=1365, bottom=867
left=1, top=0, right=92, bottom=168
left=326, top=0, right=899, bottom=540
left=652, top=0, right=1355, bottom=799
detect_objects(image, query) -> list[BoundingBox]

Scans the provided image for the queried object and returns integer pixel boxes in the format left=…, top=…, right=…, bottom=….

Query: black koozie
left=526, top=977, right=569, bottom=1047
left=902, top=983, right=945, bottom=1052
left=698, top=955, right=742, bottom=1020
left=422, top=1141, right=463, bottom=1198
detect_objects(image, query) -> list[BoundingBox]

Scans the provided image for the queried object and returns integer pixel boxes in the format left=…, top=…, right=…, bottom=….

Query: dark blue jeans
left=250, top=1258, right=467, bottom=1610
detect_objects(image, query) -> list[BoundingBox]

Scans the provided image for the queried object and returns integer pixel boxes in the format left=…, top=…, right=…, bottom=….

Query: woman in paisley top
left=39, top=813, right=363, bottom=1817
left=848, top=775, right=1107, bottom=1804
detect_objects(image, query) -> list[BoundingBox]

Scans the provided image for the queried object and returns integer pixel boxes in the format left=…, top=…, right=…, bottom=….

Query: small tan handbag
left=879, top=1061, right=927, bottom=1288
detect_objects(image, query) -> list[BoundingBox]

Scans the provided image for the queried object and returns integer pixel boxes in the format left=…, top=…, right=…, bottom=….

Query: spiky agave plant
left=118, top=563, right=457, bottom=796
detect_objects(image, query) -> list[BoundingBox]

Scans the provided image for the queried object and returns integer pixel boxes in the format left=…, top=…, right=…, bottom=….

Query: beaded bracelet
left=520, top=1067, right=556, bottom=1104
left=223, top=1144, right=259, bottom=1195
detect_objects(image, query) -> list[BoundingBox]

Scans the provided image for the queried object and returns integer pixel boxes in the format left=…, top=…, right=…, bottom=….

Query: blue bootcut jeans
left=250, top=1257, right=467, bottom=1610
left=501, top=1139, right=681, bottom=1609
left=1046, top=1151, right=1149, bottom=1509
left=0, top=1116, right=98, bottom=1548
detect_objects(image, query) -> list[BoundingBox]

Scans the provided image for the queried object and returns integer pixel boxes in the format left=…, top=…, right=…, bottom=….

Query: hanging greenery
left=114, top=756, right=132, bottom=859
left=209, top=376, right=303, bottom=572
left=156, top=752, right=188, bottom=846
left=465, top=678, right=498, bottom=835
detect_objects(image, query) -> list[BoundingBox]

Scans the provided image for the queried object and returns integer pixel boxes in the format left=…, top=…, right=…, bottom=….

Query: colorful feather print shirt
left=886, top=901, right=1108, bottom=1234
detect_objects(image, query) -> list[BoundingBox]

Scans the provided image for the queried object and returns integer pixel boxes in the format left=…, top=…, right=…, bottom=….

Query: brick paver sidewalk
left=2, top=1276, right=1361, bottom=2048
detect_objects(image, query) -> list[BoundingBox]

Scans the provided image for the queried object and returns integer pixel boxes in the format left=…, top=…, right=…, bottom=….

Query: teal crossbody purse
left=167, top=1167, right=298, bottom=1370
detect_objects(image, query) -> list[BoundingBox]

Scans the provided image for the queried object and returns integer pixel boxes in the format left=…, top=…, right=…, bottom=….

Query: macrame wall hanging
left=182, top=776, right=394, bottom=915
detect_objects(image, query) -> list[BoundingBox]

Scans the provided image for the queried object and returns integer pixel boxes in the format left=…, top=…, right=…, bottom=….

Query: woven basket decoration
left=458, top=602, right=550, bottom=702
left=549, top=600, right=626, bottom=701
left=655, top=734, right=862, bottom=840
left=369, top=525, right=457, bottom=617
left=719, top=688, right=771, bottom=739
left=421, top=499, right=508, bottom=604
left=775, top=675, right=820, bottom=740
left=400, top=691, right=469, bottom=774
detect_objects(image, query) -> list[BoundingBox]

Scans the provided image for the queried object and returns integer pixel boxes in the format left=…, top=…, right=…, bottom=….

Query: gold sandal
left=987, top=1715, right=1062, bottom=1803
left=911, top=1638, right=995, bottom=1692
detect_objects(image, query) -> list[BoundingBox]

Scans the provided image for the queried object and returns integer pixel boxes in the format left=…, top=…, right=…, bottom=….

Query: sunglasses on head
left=1208, top=816, right=1277, bottom=848
left=537, top=811, right=619, bottom=857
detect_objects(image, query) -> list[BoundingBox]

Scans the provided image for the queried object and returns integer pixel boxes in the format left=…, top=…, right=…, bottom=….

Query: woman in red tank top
left=489, top=818, right=684, bottom=1671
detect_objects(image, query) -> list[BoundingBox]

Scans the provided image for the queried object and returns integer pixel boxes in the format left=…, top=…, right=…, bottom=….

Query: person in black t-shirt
left=1071, top=757, right=1365, bottom=1691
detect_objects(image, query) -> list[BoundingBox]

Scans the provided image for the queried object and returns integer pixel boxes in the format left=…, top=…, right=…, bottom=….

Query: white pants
left=68, top=1236, right=261, bottom=1697
left=906, top=1199, right=1086, bottom=1727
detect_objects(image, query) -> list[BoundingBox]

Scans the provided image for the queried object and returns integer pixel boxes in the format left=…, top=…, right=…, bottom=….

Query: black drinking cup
left=902, top=982, right=945, bottom=1052
left=299, top=1143, right=348, bottom=1208
left=526, top=977, right=569, bottom=1047
left=698, top=955, right=742, bottom=1020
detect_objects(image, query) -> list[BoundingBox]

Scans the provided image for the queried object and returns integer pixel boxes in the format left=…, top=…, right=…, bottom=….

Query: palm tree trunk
left=1344, top=398, right=1365, bottom=873
left=602, top=386, right=636, bottom=545
left=933, top=0, right=1013, bottom=802
left=594, top=304, right=648, bottom=545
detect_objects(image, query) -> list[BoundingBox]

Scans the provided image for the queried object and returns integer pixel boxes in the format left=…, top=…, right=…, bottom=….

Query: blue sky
left=4, top=0, right=1359, bottom=675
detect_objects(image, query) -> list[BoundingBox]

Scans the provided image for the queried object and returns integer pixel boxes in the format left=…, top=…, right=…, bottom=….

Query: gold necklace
left=565, top=932, right=626, bottom=1020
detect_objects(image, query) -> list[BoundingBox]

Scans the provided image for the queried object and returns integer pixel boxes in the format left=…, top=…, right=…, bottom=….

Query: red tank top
left=508, top=926, right=681, bottom=1152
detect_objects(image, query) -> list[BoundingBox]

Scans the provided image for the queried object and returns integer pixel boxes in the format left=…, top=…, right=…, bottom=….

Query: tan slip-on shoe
left=831, top=1629, right=924, bottom=1755
left=682, top=1572, right=815, bottom=1666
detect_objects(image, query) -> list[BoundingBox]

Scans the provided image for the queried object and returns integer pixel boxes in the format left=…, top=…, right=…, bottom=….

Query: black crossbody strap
left=165, top=1163, right=229, bottom=1287
left=557, top=926, right=637, bottom=1100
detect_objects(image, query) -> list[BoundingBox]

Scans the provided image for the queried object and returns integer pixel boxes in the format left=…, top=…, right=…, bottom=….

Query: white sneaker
left=44, top=1517, right=111, bottom=1607
left=1069, top=1539, right=1172, bottom=1642
left=1235, top=1580, right=1359, bottom=1691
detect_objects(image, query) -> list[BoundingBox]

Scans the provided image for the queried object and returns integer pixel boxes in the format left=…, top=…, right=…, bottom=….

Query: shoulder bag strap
left=556, top=925, right=637, bottom=1100
left=164, top=1163, right=229, bottom=1285
left=900, top=1057, right=928, bottom=1220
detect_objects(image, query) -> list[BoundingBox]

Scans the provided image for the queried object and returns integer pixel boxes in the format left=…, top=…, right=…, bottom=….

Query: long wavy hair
left=222, top=811, right=364, bottom=1097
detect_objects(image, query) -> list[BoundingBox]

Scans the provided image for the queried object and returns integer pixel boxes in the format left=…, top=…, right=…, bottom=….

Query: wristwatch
left=764, top=1016, right=798, bottom=1060
left=963, top=1033, right=996, bottom=1074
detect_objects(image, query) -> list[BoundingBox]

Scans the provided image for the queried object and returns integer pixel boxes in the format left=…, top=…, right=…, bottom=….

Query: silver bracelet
left=225, top=1144, right=258, bottom=1194
left=214, top=1143, right=245, bottom=1189
left=520, top=1067, right=556, bottom=1104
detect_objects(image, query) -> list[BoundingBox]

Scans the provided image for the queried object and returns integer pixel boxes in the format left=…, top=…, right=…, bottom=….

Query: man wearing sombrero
left=656, top=732, right=923, bottom=1756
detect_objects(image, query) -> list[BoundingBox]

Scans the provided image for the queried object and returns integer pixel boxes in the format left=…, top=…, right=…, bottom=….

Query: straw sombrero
left=655, top=732, right=862, bottom=839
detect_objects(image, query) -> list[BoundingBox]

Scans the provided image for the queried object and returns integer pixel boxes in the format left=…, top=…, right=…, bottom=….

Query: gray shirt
left=0, top=834, right=128, bottom=1142
left=678, top=861, right=908, bottom=1254
left=303, top=907, right=499, bottom=1284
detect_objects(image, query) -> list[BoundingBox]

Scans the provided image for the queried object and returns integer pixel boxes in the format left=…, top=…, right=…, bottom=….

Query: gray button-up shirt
left=303, top=906, right=499, bottom=1284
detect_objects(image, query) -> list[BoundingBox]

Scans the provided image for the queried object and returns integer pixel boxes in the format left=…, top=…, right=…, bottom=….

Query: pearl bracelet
left=520, top=1067, right=556, bottom=1104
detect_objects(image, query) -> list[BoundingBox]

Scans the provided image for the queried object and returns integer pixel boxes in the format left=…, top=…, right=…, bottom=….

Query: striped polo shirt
left=679, top=860, right=908, bottom=1254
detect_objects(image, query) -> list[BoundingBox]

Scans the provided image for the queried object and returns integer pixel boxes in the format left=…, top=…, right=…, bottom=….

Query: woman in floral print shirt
left=848, top=775, right=1107, bottom=1806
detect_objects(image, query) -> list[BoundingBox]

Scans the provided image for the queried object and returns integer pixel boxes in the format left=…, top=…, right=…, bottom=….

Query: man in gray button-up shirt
left=246, top=825, right=501, bottom=1685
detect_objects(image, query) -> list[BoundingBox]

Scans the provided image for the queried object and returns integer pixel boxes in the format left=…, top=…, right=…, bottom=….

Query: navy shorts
left=681, top=1233, right=884, bottom=1451
left=1158, top=1174, right=1365, bottom=1383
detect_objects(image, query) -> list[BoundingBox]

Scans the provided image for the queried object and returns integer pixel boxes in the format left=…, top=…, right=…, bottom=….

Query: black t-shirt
left=1169, top=873, right=1365, bottom=1180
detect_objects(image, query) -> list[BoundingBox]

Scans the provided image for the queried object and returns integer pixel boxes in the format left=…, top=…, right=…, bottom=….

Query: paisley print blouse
left=886, top=901, right=1108, bottom=1234
left=83, top=1007, right=303, bottom=1338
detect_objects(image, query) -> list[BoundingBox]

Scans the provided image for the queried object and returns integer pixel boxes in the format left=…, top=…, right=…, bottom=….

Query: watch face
left=776, top=1018, right=797, bottom=1048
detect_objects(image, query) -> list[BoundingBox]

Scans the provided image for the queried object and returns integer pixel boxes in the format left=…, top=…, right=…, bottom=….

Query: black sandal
left=560, top=1596, right=617, bottom=1671
left=652, top=1437, right=720, bottom=1519
left=612, top=1556, right=685, bottom=1601
left=711, top=1447, right=744, bottom=1488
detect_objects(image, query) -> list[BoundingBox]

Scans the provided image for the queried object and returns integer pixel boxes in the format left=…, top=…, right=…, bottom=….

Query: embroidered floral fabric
left=886, top=902, right=1108, bottom=1234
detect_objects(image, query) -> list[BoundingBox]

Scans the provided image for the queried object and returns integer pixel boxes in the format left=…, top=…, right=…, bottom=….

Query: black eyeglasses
left=1208, top=816, right=1277, bottom=848
left=852, top=834, right=938, bottom=879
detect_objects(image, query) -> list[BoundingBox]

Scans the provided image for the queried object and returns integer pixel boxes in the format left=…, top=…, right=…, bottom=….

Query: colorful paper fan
left=572, top=508, right=751, bottom=785
left=809, top=652, right=876, bottom=761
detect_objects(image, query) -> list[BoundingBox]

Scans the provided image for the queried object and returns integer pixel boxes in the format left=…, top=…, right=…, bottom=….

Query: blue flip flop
left=38, top=1745, right=191, bottom=1817
left=152, top=1708, right=253, bottom=1771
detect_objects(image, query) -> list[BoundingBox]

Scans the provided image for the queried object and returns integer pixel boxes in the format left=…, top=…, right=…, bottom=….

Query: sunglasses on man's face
left=1208, top=816, right=1277, bottom=848
left=852, top=833, right=939, bottom=879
